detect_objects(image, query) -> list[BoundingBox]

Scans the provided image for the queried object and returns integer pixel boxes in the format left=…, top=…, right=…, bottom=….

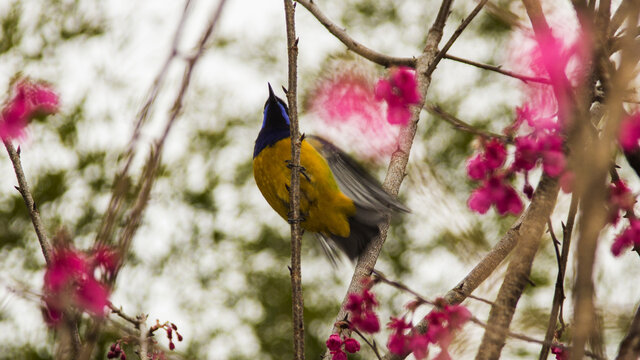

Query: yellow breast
left=253, top=137, right=356, bottom=237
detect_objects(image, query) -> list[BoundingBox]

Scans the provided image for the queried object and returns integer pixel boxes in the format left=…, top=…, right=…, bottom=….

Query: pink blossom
left=409, top=334, right=430, bottom=360
left=331, top=350, right=347, bottom=360
left=551, top=346, right=569, bottom=360
left=620, top=112, right=640, bottom=151
left=513, top=136, right=539, bottom=172
left=326, top=334, right=342, bottom=351
left=0, top=79, right=59, bottom=140
left=468, top=176, right=523, bottom=215
left=42, top=245, right=111, bottom=324
left=343, top=338, right=360, bottom=353
left=387, top=317, right=412, bottom=354
left=466, top=153, right=488, bottom=180
left=608, top=180, right=635, bottom=224
left=346, top=289, right=380, bottom=333
left=91, top=245, right=120, bottom=277
left=612, top=219, right=640, bottom=256
left=308, top=66, right=399, bottom=159
left=423, top=302, right=471, bottom=359
left=375, top=66, right=420, bottom=125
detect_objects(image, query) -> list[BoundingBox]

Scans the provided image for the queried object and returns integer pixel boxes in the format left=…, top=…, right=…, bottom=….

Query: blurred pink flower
left=343, top=337, right=360, bottom=353
left=308, top=67, right=399, bottom=159
left=387, top=316, right=412, bottom=355
left=612, top=219, right=640, bottom=256
left=469, top=176, right=523, bottom=215
left=608, top=179, right=635, bottom=224
left=375, top=66, right=420, bottom=125
left=619, top=112, right=640, bottom=151
left=551, top=346, right=569, bottom=360
left=43, top=246, right=111, bottom=325
left=346, top=289, right=380, bottom=333
left=326, top=334, right=342, bottom=351
left=0, top=79, right=59, bottom=140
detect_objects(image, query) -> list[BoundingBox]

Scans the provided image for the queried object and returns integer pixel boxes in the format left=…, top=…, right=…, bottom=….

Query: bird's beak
left=267, top=83, right=276, bottom=101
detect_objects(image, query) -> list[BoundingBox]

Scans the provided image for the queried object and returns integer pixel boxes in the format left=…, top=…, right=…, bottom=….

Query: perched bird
left=253, top=84, right=408, bottom=262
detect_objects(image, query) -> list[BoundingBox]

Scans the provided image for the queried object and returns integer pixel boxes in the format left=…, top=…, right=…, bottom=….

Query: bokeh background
left=0, top=0, right=638, bottom=359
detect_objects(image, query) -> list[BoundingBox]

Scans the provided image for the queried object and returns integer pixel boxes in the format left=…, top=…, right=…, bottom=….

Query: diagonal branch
left=425, top=0, right=489, bottom=76
left=617, top=304, right=640, bottom=360
left=426, top=104, right=510, bottom=142
left=443, top=53, right=552, bottom=84
left=325, top=0, right=455, bottom=358
left=96, top=0, right=193, bottom=246
left=3, top=140, right=53, bottom=265
left=284, top=0, right=305, bottom=359
left=294, top=0, right=416, bottom=68
left=475, top=175, right=559, bottom=360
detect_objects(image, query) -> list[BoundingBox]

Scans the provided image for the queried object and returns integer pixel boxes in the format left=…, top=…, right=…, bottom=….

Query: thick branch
left=284, top=0, right=305, bottom=359
left=475, top=175, right=559, bottom=360
left=324, top=2, right=456, bottom=359
left=294, top=0, right=415, bottom=68
left=3, top=140, right=53, bottom=265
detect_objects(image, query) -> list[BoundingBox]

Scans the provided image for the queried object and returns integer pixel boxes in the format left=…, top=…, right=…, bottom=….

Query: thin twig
left=284, top=1, right=305, bottom=359
left=426, top=104, right=510, bottom=142
left=539, top=195, right=579, bottom=360
left=425, top=0, right=489, bottom=77
left=96, top=0, right=193, bottom=246
left=115, top=0, right=227, bottom=273
left=351, top=327, right=383, bottom=360
left=108, top=302, right=141, bottom=327
left=470, top=317, right=605, bottom=360
left=372, top=270, right=434, bottom=307
left=294, top=0, right=416, bottom=68
left=443, top=54, right=552, bottom=84
left=3, top=140, right=53, bottom=265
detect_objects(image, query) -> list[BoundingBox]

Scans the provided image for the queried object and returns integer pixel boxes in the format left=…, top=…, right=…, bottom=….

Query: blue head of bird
left=254, top=84, right=291, bottom=158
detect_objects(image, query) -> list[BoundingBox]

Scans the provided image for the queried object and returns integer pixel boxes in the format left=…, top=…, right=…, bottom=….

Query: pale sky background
left=0, top=0, right=639, bottom=359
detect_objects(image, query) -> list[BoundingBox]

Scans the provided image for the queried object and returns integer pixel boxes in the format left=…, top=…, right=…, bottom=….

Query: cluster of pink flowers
left=374, top=66, right=421, bottom=125
left=466, top=24, right=590, bottom=216
left=467, top=139, right=523, bottom=215
left=345, top=288, right=380, bottom=333
left=107, top=341, right=126, bottom=360
left=551, top=345, right=569, bottom=360
left=387, top=299, right=471, bottom=360
left=606, top=179, right=639, bottom=256
left=0, top=79, right=59, bottom=141
left=308, top=65, right=420, bottom=159
left=42, top=244, right=118, bottom=325
left=326, top=333, right=361, bottom=360
left=340, top=287, right=471, bottom=359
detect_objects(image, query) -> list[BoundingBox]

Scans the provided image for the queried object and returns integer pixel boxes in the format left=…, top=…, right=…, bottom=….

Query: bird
left=253, top=83, right=408, bottom=262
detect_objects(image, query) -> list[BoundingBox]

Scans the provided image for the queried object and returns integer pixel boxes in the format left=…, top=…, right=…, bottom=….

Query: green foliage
left=0, top=2, right=23, bottom=55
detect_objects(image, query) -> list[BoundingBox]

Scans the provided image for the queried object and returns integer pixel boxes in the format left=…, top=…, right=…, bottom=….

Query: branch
left=326, top=0, right=455, bottom=358
left=3, top=140, right=53, bottom=265
left=443, top=53, right=551, bottom=84
left=284, top=1, right=305, bottom=359
left=426, top=104, right=510, bottom=142
left=114, top=0, right=227, bottom=272
left=539, top=194, right=578, bottom=360
left=425, top=0, right=489, bottom=77
left=475, top=175, right=559, bottom=360
left=617, top=304, right=640, bottom=360
left=96, top=0, right=193, bottom=246
left=294, top=0, right=415, bottom=68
